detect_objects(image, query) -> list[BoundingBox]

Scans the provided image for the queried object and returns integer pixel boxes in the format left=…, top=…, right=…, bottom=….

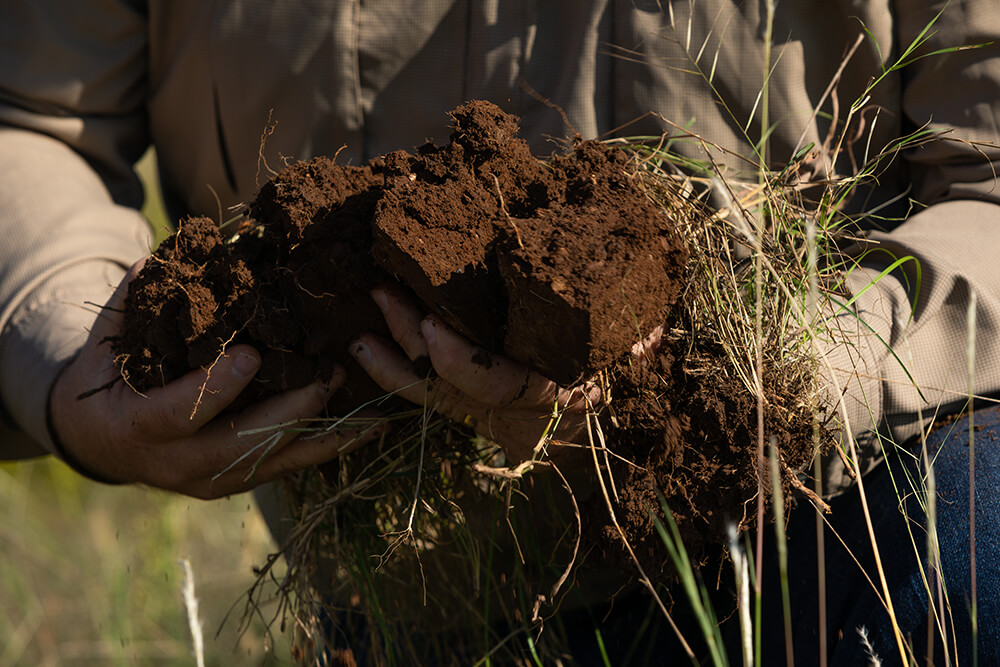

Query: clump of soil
left=116, top=159, right=390, bottom=410
left=372, top=104, right=684, bottom=383
left=116, top=100, right=685, bottom=398
left=113, top=100, right=814, bottom=578
left=590, top=336, right=816, bottom=574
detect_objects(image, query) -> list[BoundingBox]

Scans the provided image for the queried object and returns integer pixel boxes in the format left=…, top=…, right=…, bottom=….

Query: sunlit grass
left=0, top=458, right=293, bottom=666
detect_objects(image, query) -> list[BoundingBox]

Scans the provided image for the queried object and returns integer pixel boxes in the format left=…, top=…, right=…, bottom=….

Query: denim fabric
left=756, top=405, right=1000, bottom=666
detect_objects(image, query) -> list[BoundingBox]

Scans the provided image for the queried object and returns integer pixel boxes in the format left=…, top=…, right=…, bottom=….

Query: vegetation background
left=0, top=150, right=295, bottom=666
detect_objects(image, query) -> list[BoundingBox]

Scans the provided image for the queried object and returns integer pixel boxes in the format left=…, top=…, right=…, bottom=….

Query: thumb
left=131, top=344, right=262, bottom=438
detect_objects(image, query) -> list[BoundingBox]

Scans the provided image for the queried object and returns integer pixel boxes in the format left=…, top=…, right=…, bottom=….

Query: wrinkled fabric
left=1, top=1, right=998, bottom=501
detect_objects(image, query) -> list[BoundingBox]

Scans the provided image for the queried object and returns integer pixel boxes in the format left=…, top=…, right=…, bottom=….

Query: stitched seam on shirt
left=349, top=0, right=365, bottom=156
left=212, top=86, right=238, bottom=192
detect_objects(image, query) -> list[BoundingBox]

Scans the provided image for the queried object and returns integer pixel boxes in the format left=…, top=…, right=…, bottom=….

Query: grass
left=600, top=8, right=995, bottom=666
left=0, top=457, right=294, bottom=666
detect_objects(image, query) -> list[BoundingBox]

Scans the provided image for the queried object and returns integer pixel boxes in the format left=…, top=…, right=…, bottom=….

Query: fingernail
left=421, top=318, right=437, bottom=345
left=350, top=340, right=371, bottom=364
left=371, top=289, right=389, bottom=314
left=232, top=352, right=260, bottom=379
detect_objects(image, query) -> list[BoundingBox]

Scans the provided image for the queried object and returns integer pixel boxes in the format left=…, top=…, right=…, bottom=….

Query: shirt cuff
left=0, top=259, right=128, bottom=456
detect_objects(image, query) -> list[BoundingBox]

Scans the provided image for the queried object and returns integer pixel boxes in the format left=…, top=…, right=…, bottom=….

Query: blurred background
left=0, top=151, right=294, bottom=666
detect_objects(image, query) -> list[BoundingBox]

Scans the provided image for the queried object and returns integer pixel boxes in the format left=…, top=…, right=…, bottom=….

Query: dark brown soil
left=113, top=100, right=812, bottom=567
left=116, top=159, right=390, bottom=410
left=116, top=100, right=686, bottom=399
left=588, top=336, right=816, bottom=575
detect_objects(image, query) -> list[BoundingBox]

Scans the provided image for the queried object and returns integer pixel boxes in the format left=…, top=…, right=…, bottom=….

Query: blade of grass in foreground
left=967, top=289, right=979, bottom=667
left=769, top=443, right=794, bottom=667
left=728, top=524, right=753, bottom=667
left=651, top=492, right=729, bottom=667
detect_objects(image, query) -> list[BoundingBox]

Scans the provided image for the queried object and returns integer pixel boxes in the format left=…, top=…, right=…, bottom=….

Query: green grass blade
left=769, top=444, right=794, bottom=666
left=651, top=492, right=729, bottom=667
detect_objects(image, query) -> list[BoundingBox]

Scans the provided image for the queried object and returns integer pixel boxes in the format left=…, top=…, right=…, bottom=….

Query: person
left=1, top=1, right=999, bottom=663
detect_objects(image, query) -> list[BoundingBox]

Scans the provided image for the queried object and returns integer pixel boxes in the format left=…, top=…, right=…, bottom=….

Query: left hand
left=348, top=286, right=602, bottom=465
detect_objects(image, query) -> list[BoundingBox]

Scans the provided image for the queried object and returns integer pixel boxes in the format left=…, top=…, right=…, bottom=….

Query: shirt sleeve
left=0, top=0, right=154, bottom=457
left=821, top=0, right=1000, bottom=490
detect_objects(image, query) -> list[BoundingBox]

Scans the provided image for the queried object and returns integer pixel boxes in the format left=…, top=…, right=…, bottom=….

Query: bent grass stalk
left=807, top=200, right=829, bottom=667
left=728, top=524, right=753, bottom=667
left=179, top=559, right=206, bottom=667
left=967, top=289, right=979, bottom=666
left=769, top=443, right=794, bottom=667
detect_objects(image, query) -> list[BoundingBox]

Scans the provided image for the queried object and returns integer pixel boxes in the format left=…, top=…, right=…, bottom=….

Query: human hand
left=48, top=260, right=382, bottom=499
left=348, top=286, right=605, bottom=466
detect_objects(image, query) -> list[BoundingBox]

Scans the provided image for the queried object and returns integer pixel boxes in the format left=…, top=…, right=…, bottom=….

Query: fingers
left=351, top=309, right=601, bottom=465
left=350, top=334, right=444, bottom=406
left=631, top=323, right=664, bottom=363
left=196, top=369, right=342, bottom=469
left=130, top=344, right=263, bottom=437
left=352, top=332, right=499, bottom=424
left=250, top=418, right=387, bottom=483
left=420, top=316, right=557, bottom=408
left=159, top=375, right=344, bottom=497
left=360, top=294, right=595, bottom=412
left=419, top=316, right=601, bottom=412
left=52, top=255, right=382, bottom=498
left=372, top=286, right=429, bottom=360
left=370, top=287, right=560, bottom=409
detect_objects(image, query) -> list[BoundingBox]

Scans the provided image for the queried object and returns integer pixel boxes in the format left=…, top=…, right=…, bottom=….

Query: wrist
left=46, top=358, right=124, bottom=485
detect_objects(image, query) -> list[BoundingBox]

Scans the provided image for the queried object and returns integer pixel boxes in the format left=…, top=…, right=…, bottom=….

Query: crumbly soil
left=113, top=100, right=812, bottom=567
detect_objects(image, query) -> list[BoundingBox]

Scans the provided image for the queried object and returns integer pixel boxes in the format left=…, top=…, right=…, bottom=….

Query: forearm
left=0, top=128, right=152, bottom=456
left=821, top=198, right=1000, bottom=491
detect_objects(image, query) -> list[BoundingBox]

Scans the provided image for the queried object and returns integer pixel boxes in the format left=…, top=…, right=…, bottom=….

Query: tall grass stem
left=179, top=559, right=206, bottom=667
left=967, top=289, right=979, bottom=666
left=769, top=443, right=794, bottom=667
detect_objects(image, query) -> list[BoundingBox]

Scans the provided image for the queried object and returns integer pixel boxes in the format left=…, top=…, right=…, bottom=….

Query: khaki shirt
left=2, top=1, right=999, bottom=494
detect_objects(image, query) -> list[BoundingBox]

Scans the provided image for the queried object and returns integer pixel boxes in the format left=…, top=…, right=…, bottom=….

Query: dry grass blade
left=179, top=559, right=206, bottom=667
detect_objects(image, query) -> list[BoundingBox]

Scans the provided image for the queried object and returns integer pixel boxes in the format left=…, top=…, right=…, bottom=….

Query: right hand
left=351, top=286, right=663, bottom=467
left=48, top=260, right=381, bottom=499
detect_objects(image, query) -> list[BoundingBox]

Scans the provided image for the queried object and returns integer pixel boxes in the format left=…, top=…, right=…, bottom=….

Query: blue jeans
left=751, top=405, right=1000, bottom=666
